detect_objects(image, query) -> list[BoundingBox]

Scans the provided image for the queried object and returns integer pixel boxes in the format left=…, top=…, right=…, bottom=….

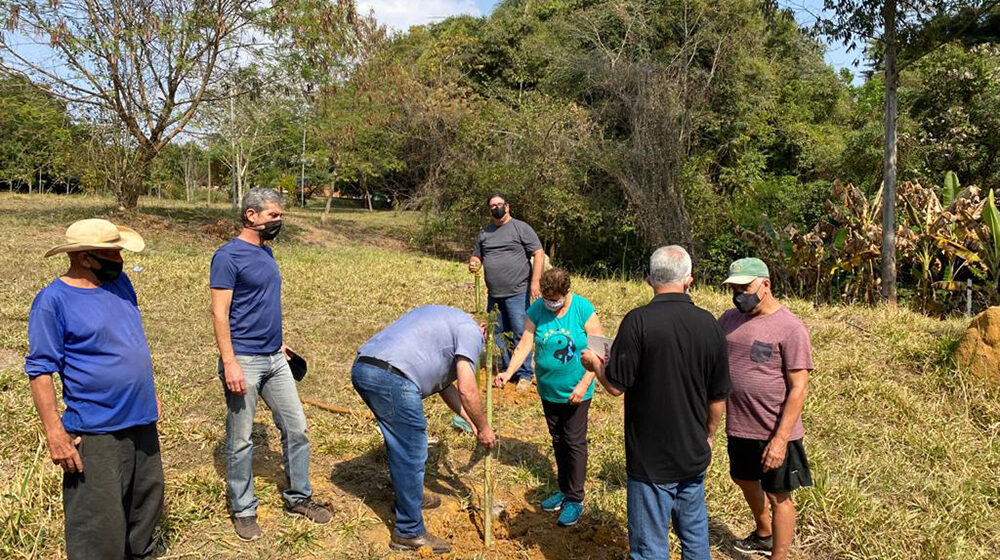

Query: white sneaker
left=516, top=378, right=532, bottom=392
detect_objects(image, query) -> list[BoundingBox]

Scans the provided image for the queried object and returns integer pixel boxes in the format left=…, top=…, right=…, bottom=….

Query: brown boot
left=390, top=530, right=451, bottom=554
left=422, top=492, right=442, bottom=509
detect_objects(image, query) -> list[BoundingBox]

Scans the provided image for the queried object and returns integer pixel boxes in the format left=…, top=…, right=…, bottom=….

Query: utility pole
left=300, top=127, right=307, bottom=207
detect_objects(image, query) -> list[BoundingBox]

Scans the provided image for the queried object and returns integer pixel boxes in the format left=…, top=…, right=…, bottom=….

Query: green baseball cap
left=723, top=257, right=769, bottom=285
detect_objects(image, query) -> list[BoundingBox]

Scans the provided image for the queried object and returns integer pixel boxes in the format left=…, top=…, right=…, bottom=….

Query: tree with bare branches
left=2, top=0, right=278, bottom=210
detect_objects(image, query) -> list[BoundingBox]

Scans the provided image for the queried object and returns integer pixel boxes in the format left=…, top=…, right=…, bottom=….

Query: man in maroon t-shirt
left=719, top=258, right=813, bottom=560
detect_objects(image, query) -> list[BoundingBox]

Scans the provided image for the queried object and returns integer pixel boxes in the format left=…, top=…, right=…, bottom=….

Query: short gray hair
left=649, top=245, right=692, bottom=287
left=241, top=188, right=283, bottom=222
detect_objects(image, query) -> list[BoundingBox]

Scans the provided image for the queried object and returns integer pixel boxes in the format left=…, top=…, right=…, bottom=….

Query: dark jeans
left=541, top=398, right=590, bottom=503
left=351, top=359, right=428, bottom=538
left=63, top=423, right=164, bottom=560
left=488, top=290, right=533, bottom=382
left=627, top=473, right=710, bottom=560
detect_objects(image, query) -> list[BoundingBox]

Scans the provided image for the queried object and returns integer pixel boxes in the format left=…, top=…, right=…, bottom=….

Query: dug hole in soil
left=344, top=383, right=629, bottom=559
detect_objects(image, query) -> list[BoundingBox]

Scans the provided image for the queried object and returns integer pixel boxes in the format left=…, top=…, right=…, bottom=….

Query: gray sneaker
left=232, top=515, right=262, bottom=541
left=733, top=531, right=773, bottom=557
left=390, top=530, right=451, bottom=554
left=516, top=378, right=532, bottom=392
left=284, top=499, right=333, bottom=524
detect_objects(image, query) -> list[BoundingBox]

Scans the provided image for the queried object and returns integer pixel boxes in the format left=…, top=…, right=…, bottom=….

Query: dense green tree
left=0, top=76, right=80, bottom=192
left=905, top=43, right=1000, bottom=189
left=814, top=0, right=999, bottom=303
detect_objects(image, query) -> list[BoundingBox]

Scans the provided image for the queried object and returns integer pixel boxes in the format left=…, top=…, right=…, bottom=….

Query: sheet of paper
left=586, top=334, right=614, bottom=359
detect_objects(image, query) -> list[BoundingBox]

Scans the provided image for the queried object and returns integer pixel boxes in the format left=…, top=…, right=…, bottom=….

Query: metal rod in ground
left=483, top=313, right=495, bottom=547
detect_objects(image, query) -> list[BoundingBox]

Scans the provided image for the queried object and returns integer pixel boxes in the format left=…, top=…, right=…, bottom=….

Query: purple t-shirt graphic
left=719, top=306, right=813, bottom=441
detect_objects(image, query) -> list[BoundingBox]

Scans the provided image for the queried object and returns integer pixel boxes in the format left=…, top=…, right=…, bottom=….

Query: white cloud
left=357, top=0, right=482, bottom=32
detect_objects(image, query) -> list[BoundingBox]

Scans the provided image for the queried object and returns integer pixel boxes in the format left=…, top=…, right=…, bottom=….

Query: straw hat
left=45, top=218, right=145, bottom=258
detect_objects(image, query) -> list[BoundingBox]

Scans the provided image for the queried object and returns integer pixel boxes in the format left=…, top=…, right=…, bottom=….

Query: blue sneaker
left=540, top=492, right=565, bottom=512
left=557, top=501, right=583, bottom=526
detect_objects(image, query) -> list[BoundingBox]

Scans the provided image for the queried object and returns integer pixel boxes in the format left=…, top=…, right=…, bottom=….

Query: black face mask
left=88, top=253, right=123, bottom=283
left=258, top=220, right=282, bottom=240
left=733, top=288, right=761, bottom=314
left=490, top=206, right=506, bottom=220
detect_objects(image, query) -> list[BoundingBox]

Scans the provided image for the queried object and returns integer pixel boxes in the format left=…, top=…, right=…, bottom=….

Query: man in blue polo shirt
left=26, top=218, right=163, bottom=560
left=352, top=305, right=497, bottom=554
left=210, top=188, right=331, bottom=541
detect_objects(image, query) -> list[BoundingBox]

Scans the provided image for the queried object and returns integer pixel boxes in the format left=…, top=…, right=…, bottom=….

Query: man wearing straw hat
left=26, top=218, right=164, bottom=560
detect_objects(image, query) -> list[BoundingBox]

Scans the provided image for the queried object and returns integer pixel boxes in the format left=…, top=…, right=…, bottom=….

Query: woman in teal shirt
left=494, top=268, right=604, bottom=527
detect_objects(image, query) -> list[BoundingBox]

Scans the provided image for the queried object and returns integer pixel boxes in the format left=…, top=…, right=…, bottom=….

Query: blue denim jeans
left=221, top=353, right=312, bottom=517
left=488, top=290, right=533, bottom=382
left=627, top=473, right=710, bottom=560
left=351, top=360, right=428, bottom=537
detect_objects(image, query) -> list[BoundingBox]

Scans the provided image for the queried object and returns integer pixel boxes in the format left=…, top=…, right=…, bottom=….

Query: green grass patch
left=1, top=193, right=999, bottom=558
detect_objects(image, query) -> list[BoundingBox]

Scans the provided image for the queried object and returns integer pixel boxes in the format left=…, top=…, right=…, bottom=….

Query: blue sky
left=359, top=0, right=868, bottom=83
left=6, top=1, right=868, bottom=85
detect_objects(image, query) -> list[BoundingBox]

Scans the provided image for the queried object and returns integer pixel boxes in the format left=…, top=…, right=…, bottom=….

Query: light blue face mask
left=543, top=297, right=565, bottom=312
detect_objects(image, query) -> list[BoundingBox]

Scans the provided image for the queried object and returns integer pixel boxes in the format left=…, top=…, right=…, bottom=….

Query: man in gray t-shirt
left=351, top=305, right=496, bottom=554
left=468, top=192, right=545, bottom=390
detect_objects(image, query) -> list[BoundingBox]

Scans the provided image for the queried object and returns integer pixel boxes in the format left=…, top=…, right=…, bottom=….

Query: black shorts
left=727, top=436, right=812, bottom=494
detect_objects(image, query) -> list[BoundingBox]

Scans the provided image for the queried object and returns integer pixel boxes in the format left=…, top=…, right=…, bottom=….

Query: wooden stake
left=300, top=397, right=373, bottom=419
left=483, top=313, right=495, bottom=547
left=474, top=268, right=483, bottom=314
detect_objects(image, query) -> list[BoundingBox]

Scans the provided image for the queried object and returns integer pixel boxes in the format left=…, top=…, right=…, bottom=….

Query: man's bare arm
left=762, top=369, right=809, bottom=471
left=706, top=399, right=726, bottom=448
left=211, top=288, right=246, bottom=395
left=30, top=375, right=83, bottom=473
left=439, top=385, right=477, bottom=435
left=581, top=351, right=624, bottom=397
left=455, top=357, right=495, bottom=448
left=529, top=249, right=545, bottom=299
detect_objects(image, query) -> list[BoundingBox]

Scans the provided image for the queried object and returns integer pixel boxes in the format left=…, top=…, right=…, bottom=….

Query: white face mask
left=543, top=297, right=565, bottom=312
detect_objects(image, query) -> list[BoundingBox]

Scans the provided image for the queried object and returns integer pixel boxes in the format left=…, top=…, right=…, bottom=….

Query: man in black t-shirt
left=583, top=245, right=730, bottom=560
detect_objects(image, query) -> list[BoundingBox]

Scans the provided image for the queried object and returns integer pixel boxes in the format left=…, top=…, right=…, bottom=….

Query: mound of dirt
left=953, top=306, right=1000, bottom=385
left=201, top=217, right=238, bottom=240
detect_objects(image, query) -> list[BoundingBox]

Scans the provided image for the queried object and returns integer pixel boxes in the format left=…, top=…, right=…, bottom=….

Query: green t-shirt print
left=526, top=294, right=596, bottom=403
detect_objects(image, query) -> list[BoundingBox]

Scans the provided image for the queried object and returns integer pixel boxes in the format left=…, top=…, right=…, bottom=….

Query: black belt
left=356, top=355, right=407, bottom=378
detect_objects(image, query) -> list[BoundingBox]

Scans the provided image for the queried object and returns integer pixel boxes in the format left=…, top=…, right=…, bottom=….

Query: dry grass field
left=1, top=193, right=999, bottom=559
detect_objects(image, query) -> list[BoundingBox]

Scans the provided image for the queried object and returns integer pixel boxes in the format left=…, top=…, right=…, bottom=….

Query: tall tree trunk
left=117, top=174, right=143, bottom=210
left=881, top=0, right=899, bottom=306
left=364, top=176, right=373, bottom=212
left=184, top=155, right=192, bottom=203
left=116, top=146, right=155, bottom=211
left=322, top=170, right=338, bottom=226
